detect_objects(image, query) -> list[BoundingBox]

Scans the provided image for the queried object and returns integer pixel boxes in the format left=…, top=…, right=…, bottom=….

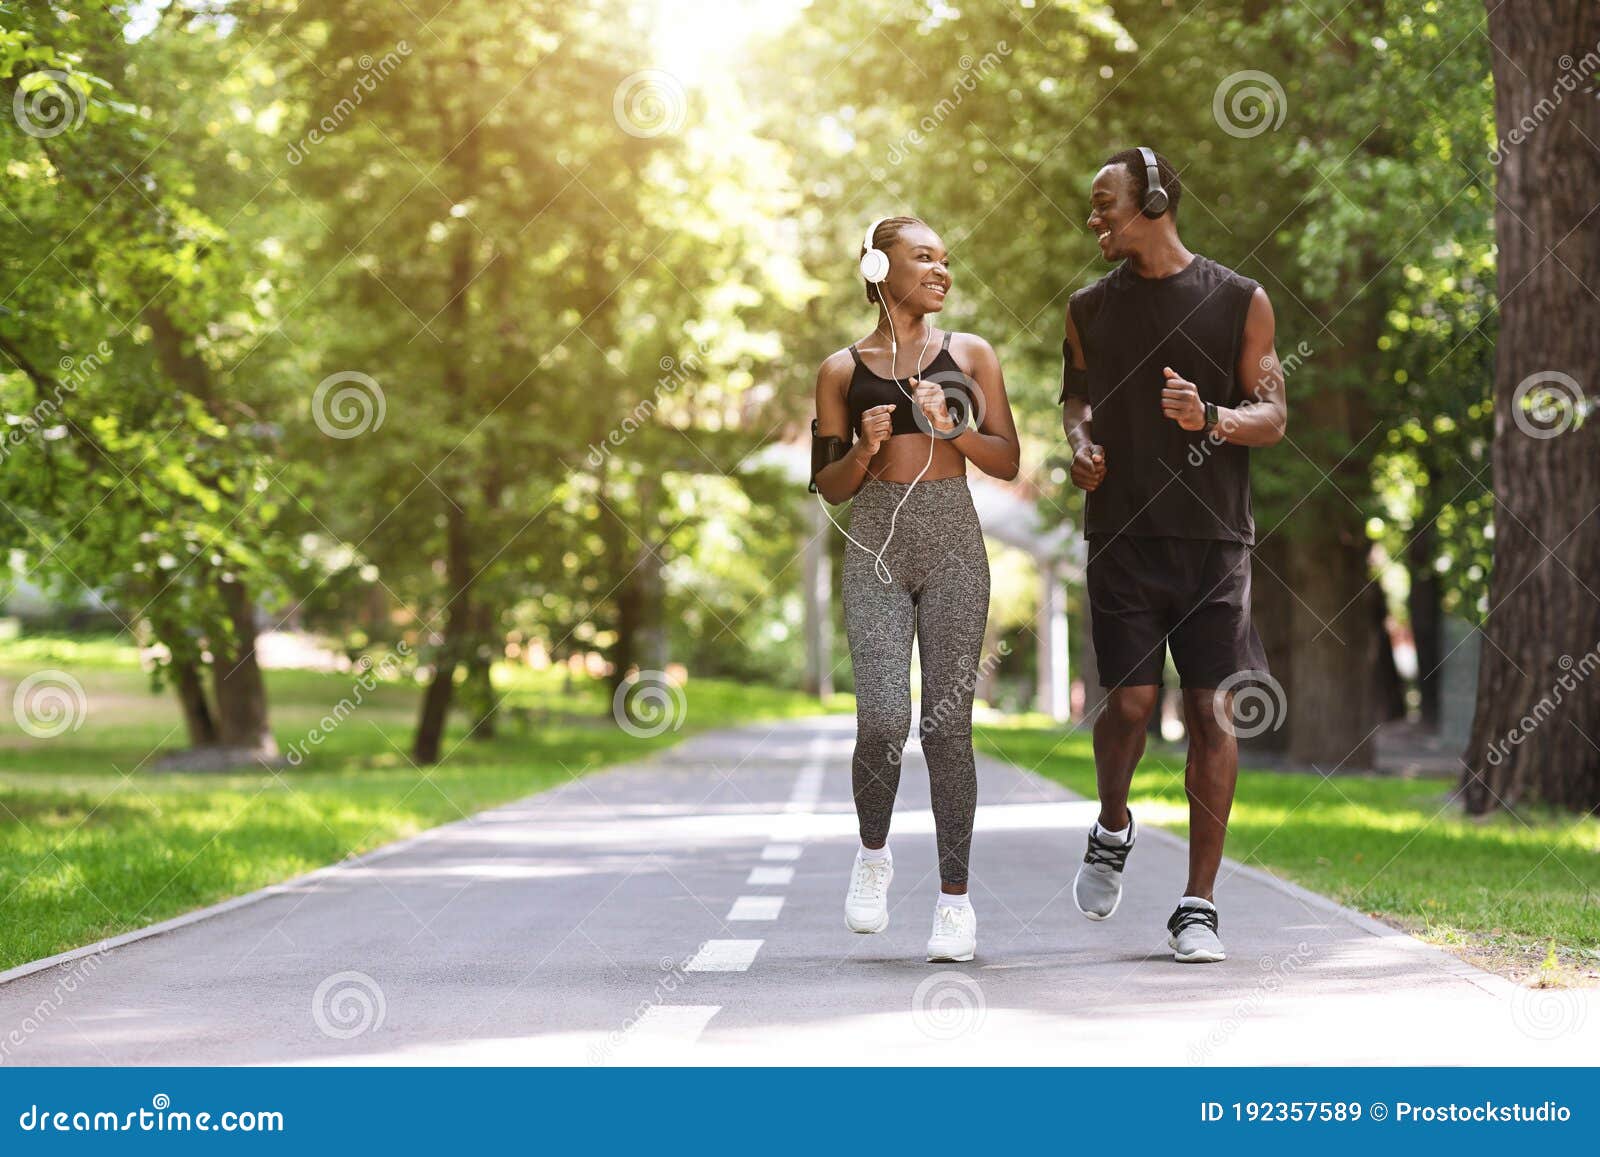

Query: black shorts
left=1086, top=535, right=1268, bottom=689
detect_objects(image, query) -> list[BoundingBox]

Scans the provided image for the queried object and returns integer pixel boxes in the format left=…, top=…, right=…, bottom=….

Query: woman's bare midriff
left=861, top=433, right=968, bottom=484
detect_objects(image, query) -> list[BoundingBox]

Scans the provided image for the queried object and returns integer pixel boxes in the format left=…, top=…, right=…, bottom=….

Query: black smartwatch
left=1203, top=401, right=1220, bottom=431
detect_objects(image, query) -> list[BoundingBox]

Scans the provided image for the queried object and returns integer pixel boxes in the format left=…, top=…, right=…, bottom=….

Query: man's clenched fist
left=1160, top=366, right=1206, bottom=431
left=1071, top=443, right=1106, bottom=491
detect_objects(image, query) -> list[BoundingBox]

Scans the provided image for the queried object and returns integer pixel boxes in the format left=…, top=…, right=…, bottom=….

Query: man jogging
left=1059, top=147, right=1287, bottom=963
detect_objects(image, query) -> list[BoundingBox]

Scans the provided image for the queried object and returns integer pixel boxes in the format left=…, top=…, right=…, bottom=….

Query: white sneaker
left=845, top=851, right=892, bottom=933
left=926, top=901, right=977, bottom=962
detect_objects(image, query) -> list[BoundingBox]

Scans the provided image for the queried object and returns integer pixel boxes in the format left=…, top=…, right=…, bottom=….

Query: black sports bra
left=846, top=331, right=977, bottom=438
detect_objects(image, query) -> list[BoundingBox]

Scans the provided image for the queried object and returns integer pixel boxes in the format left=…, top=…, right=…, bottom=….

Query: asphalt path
left=2, top=715, right=1592, bottom=1065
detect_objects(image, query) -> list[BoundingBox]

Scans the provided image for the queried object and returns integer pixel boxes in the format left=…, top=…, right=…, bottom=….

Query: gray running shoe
left=1072, top=812, right=1135, bottom=920
left=1167, top=902, right=1227, bottom=963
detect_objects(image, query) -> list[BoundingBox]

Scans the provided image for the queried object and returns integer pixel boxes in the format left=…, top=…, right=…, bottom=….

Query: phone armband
left=809, top=418, right=850, bottom=493
left=1059, top=363, right=1088, bottom=406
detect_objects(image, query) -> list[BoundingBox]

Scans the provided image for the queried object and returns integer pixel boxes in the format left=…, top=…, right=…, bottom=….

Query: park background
left=0, top=1, right=1595, bottom=989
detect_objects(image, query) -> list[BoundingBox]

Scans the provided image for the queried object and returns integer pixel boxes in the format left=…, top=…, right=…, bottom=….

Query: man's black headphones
left=1137, top=146, right=1169, bottom=218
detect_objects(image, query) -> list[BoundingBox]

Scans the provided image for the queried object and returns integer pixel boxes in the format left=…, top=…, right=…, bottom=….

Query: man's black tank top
left=847, top=331, right=973, bottom=437
left=1065, top=255, right=1259, bottom=544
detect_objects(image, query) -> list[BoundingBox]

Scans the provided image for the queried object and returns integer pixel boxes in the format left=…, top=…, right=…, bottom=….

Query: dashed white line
left=746, top=866, right=794, bottom=886
left=785, top=765, right=824, bottom=812
left=727, top=895, right=784, bottom=921
left=761, top=844, right=802, bottom=861
left=685, top=939, right=764, bottom=971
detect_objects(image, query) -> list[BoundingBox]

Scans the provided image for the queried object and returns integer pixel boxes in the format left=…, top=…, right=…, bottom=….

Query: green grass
left=0, top=638, right=850, bottom=972
left=976, top=718, right=1600, bottom=983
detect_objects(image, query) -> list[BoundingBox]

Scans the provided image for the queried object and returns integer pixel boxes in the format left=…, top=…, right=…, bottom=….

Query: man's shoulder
left=1194, top=254, right=1261, bottom=298
left=1070, top=266, right=1122, bottom=306
left=1068, top=267, right=1122, bottom=326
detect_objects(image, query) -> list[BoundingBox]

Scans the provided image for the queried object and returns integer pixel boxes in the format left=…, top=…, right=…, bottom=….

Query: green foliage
left=750, top=0, right=1496, bottom=621
left=3, top=0, right=1502, bottom=729
left=1, top=1, right=313, bottom=698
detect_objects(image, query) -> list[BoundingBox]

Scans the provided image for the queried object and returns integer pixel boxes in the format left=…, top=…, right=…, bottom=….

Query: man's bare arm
left=1061, top=303, right=1105, bottom=491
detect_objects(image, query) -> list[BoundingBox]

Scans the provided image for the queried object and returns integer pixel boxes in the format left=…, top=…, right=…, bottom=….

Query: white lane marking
left=746, top=866, right=794, bottom=886
left=761, top=844, right=802, bottom=861
left=685, top=939, right=764, bottom=971
left=785, top=767, right=824, bottom=812
left=727, top=895, right=784, bottom=921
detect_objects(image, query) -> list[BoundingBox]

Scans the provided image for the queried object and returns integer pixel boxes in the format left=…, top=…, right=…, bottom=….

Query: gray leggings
left=842, top=476, right=990, bottom=885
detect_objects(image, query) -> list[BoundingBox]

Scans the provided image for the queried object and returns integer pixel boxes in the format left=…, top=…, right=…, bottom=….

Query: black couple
left=810, top=148, right=1287, bottom=965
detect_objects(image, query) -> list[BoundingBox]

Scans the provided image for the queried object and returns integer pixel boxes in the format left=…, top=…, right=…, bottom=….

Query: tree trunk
left=413, top=501, right=472, bottom=764
left=412, top=83, right=480, bottom=766
left=634, top=474, right=668, bottom=675
left=413, top=654, right=456, bottom=764
left=597, top=460, right=636, bottom=696
left=1407, top=521, right=1442, bottom=729
left=461, top=603, right=499, bottom=741
left=612, top=566, right=640, bottom=695
left=1287, top=527, right=1376, bottom=768
left=145, top=307, right=277, bottom=756
left=171, top=656, right=218, bottom=748
left=1283, top=232, right=1386, bottom=770
left=211, top=577, right=275, bottom=755
left=1282, top=336, right=1381, bottom=770
left=1463, top=2, right=1600, bottom=814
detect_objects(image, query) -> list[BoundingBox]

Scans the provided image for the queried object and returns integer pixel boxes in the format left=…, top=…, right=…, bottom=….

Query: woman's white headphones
left=860, top=216, right=891, bottom=285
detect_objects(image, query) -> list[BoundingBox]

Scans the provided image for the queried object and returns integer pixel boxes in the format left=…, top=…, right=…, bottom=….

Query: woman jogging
left=809, top=215, right=1021, bottom=962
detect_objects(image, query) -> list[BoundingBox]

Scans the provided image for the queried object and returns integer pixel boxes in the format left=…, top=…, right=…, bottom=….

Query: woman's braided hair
left=862, top=215, right=928, bottom=304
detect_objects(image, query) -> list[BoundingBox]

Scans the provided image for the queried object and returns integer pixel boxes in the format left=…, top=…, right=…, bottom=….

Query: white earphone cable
left=814, top=279, right=937, bottom=585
